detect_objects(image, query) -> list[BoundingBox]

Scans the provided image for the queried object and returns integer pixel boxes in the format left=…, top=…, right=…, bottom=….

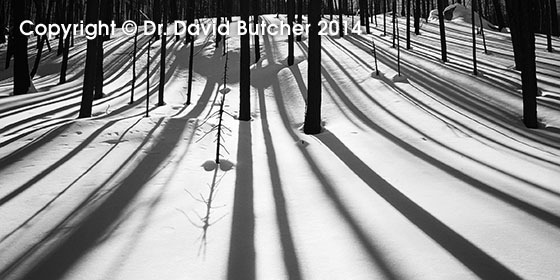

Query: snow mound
left=428, top=4, right=498, bottom=30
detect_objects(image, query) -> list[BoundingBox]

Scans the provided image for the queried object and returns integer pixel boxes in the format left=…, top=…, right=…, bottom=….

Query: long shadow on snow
left=255, top=58, right=303, bottom=279
left=12, top=116, right=193, bottom=280
left=227, top=121, right=256, bottom=280
left=316, top=130, right=522, bottom=280
left=0, top=117, right=143, bottom=244
left=262, top=31, right=400, bottom=279
left=0, top=120, right=118, bottom=207
left=312, top=42, right=560, bottom=229
left=322, top=36, right=560, bottom=192
left=0, top=118, right=165, bottom=279
left=346, top=34, right=560, bottom=149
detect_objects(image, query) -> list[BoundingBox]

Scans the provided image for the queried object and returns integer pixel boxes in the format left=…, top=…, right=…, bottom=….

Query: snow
left=1, top=13, right=560, bottom=280
left=428, top=3, right=499, bottom=30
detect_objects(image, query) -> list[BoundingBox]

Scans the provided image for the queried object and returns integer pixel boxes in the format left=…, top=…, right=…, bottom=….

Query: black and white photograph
left=1, top=0, right=560, bottom=279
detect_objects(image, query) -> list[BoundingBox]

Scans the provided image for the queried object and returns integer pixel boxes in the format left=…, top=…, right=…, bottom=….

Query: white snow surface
left=1, top=14, right=560, bottom=280
left=429, top=4, right=498, bottom=30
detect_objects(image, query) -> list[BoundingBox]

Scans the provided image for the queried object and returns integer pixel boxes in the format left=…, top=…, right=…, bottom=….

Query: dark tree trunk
left=339, top=0, right=344, bottom=37
left=505, top=0, right=538, bottom=128
left=546, top=0, right=553, bottom=51
left=158, top=0, right=167, bottom=106
left=288, top=0, right=295, bottom=65
left=414, top=0, right=420, bottom=34
left=60, top=0, right=74, bottom=84
left=437, top=0, right=447, bottom=62
left=186, top=0, right=195, bottom=105
left=491, top=0, right=505, bottom=30
left=505, top=0, right=522, bottom=70
left=471, top=0, right=477, bottom=75
left=406, top=0, right=411, bottom=49
left=238, top=0, right=251, bottom=121
left=79, top=0, right=100, bottom=117
left=0, top=0, right=6, bottom=44
left=215, top=0, right=222, bottom=47
left=254, top=0, right=261, bottom=62
left=304, top=0, right=322, bottom=134
left=297, top=0, right=304, bottom=40
left=57, top=0, right=65, bottom=56
left=153, top=0, right=161, bottom=39
left=549, top=0, right=559, bottom=35
left=12, top=0, right=31, bottom=95
left=328, top=0, right=334, bottom=20
left=383, top=0, right=387, bottom=35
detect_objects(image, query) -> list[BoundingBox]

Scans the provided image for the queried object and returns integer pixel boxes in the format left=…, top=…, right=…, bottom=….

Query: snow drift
left=429, top=4, right=499, bottom=30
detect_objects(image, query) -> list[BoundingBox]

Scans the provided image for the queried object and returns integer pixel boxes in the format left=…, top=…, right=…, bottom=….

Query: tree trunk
left=339, top=0, right=344, bottom=37
left=437, top=0, right=447, bottom=62
left=288, top=0, right=295, bottom=65
left=60, top=0, right=74, bottom=84
left=298, top=0, right=304, bottom=40
left=12, top=0, right=31, bottom=95
left=414, top=0, right=420, bottom=34
left=239, top=0, right=251, bottom=121
left=79, top=0, right=100, bottom=117
left=491, top=0, right=505, bottom=31
left=406, top=0, right=411, bottom=49
left=304, top=0, right=322, bottom=134
left=549, top=0, right=559, bottom=35
left=505, top=0, right=538, bottom=128
left=158, top=0, right=167, bottom=106
left=472, top=0, right=477, bottom=75
left=254, top=0, right=261, bottom=62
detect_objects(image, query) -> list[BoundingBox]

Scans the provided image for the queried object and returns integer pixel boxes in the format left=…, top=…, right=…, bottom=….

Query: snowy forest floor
left=1, top=14, right=560, bottom=280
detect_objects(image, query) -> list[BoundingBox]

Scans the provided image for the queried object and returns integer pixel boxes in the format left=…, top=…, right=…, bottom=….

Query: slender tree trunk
left=186, top=0, right=195, bottom=105
left=414, top=0, right=420, bottom=34
left=288, top=0, right=295, bottom=65
left=549, top=0, right=559, bottom=35
left=437, top=0, right=447, bottom=62
left=472, top=0, right=477, bottom=75
left=339, top=0, right=344, bottom=37
left=254, top=0, right=261, bottom=62
left=383, top=0, right=387, bottom=35
left=239, top=0, right=251, bottom=121
left=12, top=0, right=31, bottom=95
left=304, top=0, right=322, bottom=134
left=329, top=0, right=334, bottom=20
left=79, top=0, right=100, bottom=117
left=158, top=0, right=167, bottom=106
left=0, top=0, right=6, bottom=44
left=60, top=0, right=74, bottom=84
left=297, top=0, right=304, bottom=40
left=406, top=0, right=411, bottom=49
left=546, top=0, right=553, bottom=51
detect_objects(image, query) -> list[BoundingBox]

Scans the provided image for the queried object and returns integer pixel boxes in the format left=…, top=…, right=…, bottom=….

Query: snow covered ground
left=1, top=13, right=560, bottom=280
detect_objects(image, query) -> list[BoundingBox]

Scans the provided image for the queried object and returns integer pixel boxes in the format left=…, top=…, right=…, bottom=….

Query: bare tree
left=79, top=0, right=100, bottom=117
left=304, top=0, right=323, bottom=134
left=239, top=0, right=251, bottom=121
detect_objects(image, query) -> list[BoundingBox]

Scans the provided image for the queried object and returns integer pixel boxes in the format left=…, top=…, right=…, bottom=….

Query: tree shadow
left=227, top=120, right=255, bottom=280
left=6, top=116, right=194, bottom=280
left=315, top=129, right=522, bottom=280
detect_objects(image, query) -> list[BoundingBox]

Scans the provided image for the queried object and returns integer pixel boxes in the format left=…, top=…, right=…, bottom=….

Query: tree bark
left=437, top=0, right=447, bottom=62
left=239, top=0, right=251, bottom=121
left=505, top=0, right=538, bottom=128
left=288, top=0, right=295, bottom=65
left=304, top=0, right=322, bottom=134
left=12, top=0, right=31, bottom=95
left=158, top=0, right=167, bottom=106
left=79, top=0, right=100, bottom=117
